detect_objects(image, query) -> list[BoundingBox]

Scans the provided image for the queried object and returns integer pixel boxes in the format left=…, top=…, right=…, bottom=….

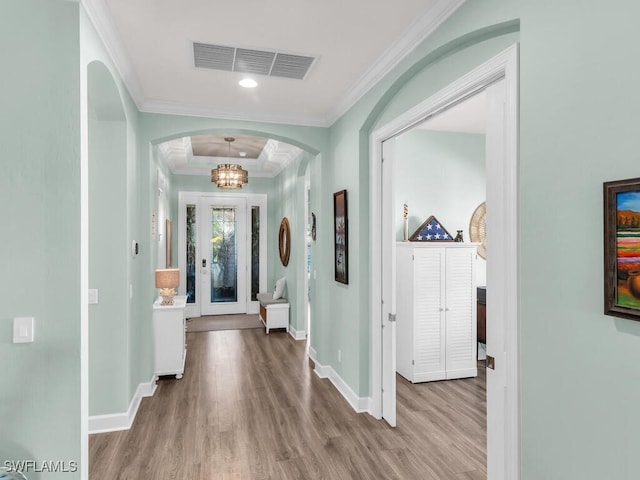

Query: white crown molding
left=158, top=138, right=189, bottom=171
left=84, top=0, right=464, bottom=129
left=326, top=0, right=466, bottom=125
left=81, top=0, right=146, bottom=110
left=141, top=99, right=331, bottom=128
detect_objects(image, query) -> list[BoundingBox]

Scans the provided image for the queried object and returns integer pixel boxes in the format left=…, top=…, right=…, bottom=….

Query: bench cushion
left=257, top=292, right=288, bottom=305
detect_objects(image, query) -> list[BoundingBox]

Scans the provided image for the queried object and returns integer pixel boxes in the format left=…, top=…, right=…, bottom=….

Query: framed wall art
left=334, top=190, right=348, bottom=284
left=604, top=177, right=640, bottom=320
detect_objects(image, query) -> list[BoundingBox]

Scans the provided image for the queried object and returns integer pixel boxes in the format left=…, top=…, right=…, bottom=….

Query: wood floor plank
left=90, top=328, right=486, bottom=479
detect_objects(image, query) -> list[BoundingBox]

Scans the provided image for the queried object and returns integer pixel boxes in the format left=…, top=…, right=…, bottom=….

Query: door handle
left=486, top=355, right=495, bottom=370
left=202, top=259, right=207, bottom=268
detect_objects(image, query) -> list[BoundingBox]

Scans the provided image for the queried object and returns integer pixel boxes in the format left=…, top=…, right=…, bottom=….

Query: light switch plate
left=88, top=289, right=99, bottom=305
left=13, top=317, right=34, bottom=343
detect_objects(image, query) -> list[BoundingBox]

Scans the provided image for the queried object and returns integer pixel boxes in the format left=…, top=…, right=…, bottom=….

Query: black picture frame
left=334, top=190, right=348, bottom=284
left=604, top=177, right=640, bottom=320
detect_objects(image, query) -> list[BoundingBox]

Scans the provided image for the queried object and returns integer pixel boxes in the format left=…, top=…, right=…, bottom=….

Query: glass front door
left=200, top=197, right=247, bottom=315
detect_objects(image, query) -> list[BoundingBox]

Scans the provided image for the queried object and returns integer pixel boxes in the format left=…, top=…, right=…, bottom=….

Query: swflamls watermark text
left=3, top=459, right=78, bottom=474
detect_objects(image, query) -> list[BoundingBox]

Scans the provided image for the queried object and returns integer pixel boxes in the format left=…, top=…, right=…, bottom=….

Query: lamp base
left=159, top=288, right=176, bottom=305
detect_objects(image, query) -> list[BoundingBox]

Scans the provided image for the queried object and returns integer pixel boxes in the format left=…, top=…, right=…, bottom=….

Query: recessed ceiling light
left=239, top=152, right=247, bottom=157
left=239, top=78, right=257, bottom=88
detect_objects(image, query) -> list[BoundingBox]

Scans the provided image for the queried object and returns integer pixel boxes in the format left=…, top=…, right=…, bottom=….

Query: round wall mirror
left=279, top=217, right=291, bottom=266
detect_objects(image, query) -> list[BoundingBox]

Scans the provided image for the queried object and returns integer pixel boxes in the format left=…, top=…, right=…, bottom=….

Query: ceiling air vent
left=271, top=53, right=315, bottom=80
left=193, top=43, right=234, bottom=71
left=193, top=42, right=315, bottom=80
left=234, top=48, right=276, bottom=75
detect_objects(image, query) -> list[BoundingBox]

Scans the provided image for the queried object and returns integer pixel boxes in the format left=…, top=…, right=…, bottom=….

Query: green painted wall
left=517, top=2, right=640, bottom=478
left=269, top=152, right=315, bottom=335
left=88, top=83, right=129, bottom=415
left=7, top=1, right=640, bottom=479
left=0, top=0, right=82, bottom=476
left=81, top=7, right=150, bottom=423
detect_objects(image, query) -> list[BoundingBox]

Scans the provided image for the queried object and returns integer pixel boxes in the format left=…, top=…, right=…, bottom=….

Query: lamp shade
left=211, top=164, right=248, bottom=189
left=155, top=268, right=179, bottom=289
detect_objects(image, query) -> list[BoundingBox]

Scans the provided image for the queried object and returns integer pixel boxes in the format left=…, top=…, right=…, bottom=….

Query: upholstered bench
left=256, top=293, right=289, bottom=334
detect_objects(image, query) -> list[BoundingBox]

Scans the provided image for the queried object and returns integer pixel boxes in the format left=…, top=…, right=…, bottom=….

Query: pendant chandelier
left=211, top=137, right=248, bottom=189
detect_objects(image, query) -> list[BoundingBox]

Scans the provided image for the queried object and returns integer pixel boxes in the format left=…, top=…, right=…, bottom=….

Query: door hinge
left=388, top=313, right=396, bottom=323
left=412, top=360, right=414, bottom=365
left=486, top=355, right=495, bottom=370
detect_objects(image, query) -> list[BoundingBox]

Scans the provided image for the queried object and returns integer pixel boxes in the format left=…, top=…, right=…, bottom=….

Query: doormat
left=186, top=314, right=262, bottom=333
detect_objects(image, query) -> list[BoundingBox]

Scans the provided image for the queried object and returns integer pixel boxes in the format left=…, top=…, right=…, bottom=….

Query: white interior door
left=199, top=196, right=247, bottom=315
left=373, top=45, right=519, bottom=479
left=485, top=77, right=511, bottom=480
left=381, top=138, right=397, bottom=426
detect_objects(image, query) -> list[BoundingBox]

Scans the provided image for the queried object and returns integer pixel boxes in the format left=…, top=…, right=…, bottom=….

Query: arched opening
left=152, top=129, right=318, bottom=341
left=87, top=61, right=129, bottom=420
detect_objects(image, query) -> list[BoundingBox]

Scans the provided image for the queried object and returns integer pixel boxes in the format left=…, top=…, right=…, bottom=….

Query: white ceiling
left=83, top=0, right=465, bottom=127
left=418, top=91, right=486, bottom=134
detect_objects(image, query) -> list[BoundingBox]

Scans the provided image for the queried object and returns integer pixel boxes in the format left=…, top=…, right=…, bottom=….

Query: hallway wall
left=0, top=0, right=82, bottom=473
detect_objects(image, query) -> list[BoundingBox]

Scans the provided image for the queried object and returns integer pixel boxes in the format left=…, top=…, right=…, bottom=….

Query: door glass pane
left=251, top=206, right=260, bottom=301
left=210, top=206, right=237, bottom=303
left=186, top=204, right=196, bottom=303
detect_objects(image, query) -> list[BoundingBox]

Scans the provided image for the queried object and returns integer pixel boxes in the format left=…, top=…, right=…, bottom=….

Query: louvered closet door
left=413, top=247, right=446, bottom=382
left=444, top=247, right=477, bottom=379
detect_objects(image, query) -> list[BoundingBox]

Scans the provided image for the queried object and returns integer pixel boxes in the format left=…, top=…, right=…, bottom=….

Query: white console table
left=152, top=295, right=187, bottom=379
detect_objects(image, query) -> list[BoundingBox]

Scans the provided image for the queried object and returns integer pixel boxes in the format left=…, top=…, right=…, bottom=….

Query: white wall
left=395, top=129, right=486, bottom=285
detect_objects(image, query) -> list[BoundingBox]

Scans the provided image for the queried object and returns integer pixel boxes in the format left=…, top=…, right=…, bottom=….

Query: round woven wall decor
left=469, top=202, right=487, bottom=259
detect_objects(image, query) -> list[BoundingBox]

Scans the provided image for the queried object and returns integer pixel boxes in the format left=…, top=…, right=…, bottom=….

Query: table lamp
left=155, top=268, right=180, bottom=305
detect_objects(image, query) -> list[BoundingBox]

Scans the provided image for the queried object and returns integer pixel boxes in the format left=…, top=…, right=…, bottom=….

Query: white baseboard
left=308, top=349, right=370, bottom=414
left=308, top=346, right=318, bottom=363
left=288, top=324, right=306, bottom=341
left=88, top=375, right=157, bottom=434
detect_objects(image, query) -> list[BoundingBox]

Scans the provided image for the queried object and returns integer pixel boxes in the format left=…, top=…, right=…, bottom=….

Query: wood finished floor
left=89, top=329, right=486, bottom=479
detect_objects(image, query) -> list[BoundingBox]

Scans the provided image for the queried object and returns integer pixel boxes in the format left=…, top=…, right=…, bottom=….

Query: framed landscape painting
left=604, top=177, right=640, bottom=320
left=334, top=189, right=348, bottom=284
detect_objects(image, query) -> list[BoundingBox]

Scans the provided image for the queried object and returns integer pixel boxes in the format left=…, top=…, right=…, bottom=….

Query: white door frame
left=178, top=191, right=267, bottom=318
left=370, top=44, right=520, bottom=480
left=199, top=195, right=248, bottom=316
